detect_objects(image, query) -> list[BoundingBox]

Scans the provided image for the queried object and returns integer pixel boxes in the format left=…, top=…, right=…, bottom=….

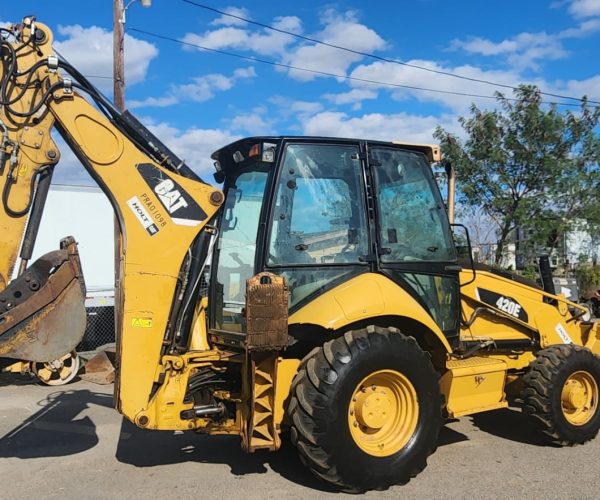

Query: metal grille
left=77, top=306, right=115, bottom=352
left=199, top=268, right=210, bottom=297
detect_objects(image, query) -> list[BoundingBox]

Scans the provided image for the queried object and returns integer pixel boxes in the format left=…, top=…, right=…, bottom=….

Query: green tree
left=435, top=85, right=600, bottom=266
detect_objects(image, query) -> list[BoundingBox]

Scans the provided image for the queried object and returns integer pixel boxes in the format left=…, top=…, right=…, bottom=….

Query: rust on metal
left=80, top=350, right=115, bottom=385
left=245, top=272, right=289, bottom=351
left=0, top=237, right=86, bottom=362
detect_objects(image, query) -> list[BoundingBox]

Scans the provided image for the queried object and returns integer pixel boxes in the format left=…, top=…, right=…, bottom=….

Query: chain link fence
left=77, top=294, right=115, bottom=352
left=77, top=305, right=115, bottom=352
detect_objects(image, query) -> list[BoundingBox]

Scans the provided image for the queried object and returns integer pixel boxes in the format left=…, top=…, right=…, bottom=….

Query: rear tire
left=288, top=325, right=442, bottom=492
left=522, top=344, right=600, bottom=445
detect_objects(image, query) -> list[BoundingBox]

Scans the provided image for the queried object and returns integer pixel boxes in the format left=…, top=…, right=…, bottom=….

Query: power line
left=83, top=75, right=113, bottom=80
left=128, top=27, right=590, bottom=108
left=180, top=0, right=600, bottom=106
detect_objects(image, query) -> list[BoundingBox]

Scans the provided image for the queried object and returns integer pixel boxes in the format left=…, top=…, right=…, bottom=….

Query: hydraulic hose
left=2, top=163, right=53, bottom=218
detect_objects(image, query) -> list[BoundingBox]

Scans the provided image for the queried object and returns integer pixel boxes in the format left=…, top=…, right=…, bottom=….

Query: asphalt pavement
left=1, top=373, right=599, bottom=499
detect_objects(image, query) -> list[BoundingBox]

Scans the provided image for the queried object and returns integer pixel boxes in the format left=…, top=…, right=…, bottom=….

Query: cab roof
left=211, top=136, right=440, bottom=163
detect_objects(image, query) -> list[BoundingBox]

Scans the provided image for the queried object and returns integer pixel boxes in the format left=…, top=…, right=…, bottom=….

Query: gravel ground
left=1, top=374, right=599, bottom=500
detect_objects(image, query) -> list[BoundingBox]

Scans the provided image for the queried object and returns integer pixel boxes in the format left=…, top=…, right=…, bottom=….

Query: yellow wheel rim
left=33, top=351, right=79, bottom=385
left=348, top=369, right=418, bottom=457
left=561, top=370, right=598, bottom=426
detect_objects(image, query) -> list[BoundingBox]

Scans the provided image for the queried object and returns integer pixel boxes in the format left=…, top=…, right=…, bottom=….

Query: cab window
left=371, top=148, right=455, bottom=262
left=268, top=143, right=368, bottom=266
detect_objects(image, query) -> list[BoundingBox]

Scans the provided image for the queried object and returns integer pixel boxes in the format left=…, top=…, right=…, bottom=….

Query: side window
left=268, top=144, right=368, bottom=266
left=215, top=171, right=268, bottom=331
left=372, top=148, right=455, bottom=262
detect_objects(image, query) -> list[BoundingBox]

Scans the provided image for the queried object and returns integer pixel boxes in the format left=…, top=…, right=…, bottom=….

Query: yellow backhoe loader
left=1, top=17, right=600, bottom=492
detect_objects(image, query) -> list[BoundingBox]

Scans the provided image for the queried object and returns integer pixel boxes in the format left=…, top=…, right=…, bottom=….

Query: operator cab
left=209, top=137, right=460, bottom=347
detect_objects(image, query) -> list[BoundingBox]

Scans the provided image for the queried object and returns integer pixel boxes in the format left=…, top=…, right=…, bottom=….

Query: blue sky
left=3, top=0, right=600, bottom=184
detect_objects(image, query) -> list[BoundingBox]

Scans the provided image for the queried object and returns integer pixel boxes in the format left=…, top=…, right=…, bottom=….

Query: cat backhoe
left=1, top=17, right=600, bottom=492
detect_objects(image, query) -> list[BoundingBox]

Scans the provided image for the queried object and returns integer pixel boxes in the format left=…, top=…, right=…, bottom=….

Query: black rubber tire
left=288, top=325, right=442, bottom=492
left=522, top=344, right=600, bottom=445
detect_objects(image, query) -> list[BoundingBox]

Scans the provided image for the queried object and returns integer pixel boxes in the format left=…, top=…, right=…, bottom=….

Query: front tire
left=522, top=344, right=600, bottom=445
left=288, top=326, right=442, bottom=492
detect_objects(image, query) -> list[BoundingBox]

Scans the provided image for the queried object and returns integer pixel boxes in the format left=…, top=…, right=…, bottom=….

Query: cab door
left=368, top=144, right=460, bottom=343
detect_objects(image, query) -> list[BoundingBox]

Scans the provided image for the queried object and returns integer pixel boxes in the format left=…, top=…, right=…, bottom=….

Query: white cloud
left=280, top=9, right=386, bottom=81
left=178, top=74, right=236, bottom=100
left=128, top=67, right=256, bottom=109
left=54, top=25, right=158, bottom=93
left=127, top=95, right=179, bottom=109
left=551, top=74, right=600, bottom=101
left=228, top=106, right=275, bottom=135
left=449, top=4, right=600, bottom=72
left=182, top=9, right=385, bottom=81
left=209, top=6, right=250, bottom=26
left=450, top=32, right=568, bottom=70
left=268, top=96, right=324, bottom=122
left=301, top=111, right=460, bottom=144
left=182, top=15, right=302, bottom=56
left=569, top=0, right=600, bottom=18
left=559, top=17, right=600, bottom=36
left=324, top=89, right=378, bottom=106
left=349, top=59, right=527, bottom=112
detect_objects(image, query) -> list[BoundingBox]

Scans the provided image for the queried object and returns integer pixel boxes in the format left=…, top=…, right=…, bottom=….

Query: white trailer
left=23, top=184, right=115, bottom=292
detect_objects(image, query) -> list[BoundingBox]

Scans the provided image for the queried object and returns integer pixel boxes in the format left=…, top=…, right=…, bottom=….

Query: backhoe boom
left=0, top=18, right=223, bottom=425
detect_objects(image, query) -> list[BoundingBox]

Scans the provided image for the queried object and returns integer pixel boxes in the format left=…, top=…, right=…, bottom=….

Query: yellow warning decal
left=132, top=317, right=153, bottom=328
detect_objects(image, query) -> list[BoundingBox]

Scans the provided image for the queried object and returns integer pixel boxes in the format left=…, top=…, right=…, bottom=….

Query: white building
left=564, top=220, right=600, bottom=266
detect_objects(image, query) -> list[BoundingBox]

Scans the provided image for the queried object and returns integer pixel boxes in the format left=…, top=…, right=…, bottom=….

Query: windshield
left=214, top=169, right=268, bottom=331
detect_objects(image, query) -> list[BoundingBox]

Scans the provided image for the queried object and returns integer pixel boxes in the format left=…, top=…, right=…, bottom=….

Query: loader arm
left=0, top=19, right=224, bottom=421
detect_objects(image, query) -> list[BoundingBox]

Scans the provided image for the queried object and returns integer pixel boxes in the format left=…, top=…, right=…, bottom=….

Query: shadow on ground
left=438, top=421, right=469, bottom=447
left=0, top=372, right=35, bottom=387
left=0, top=389, right=113, bottom=458
left=116, top=419, right=338, bottom=492
left=115, top=417, right=470, bottom=491
left=470, top=407, right=551, bottom=447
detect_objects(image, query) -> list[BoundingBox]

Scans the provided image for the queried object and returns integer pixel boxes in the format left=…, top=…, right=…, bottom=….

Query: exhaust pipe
left=538, top=255, right=556, bottom=295
left=445, top=161, right=455, bottom=224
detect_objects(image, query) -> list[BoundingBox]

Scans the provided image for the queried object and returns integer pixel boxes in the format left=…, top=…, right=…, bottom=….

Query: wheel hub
left=561, top=370, right=598, bottom=426
left=348, top=369, right=419, bottom=457
left=48, top=359, right=63, bottom=371
left=354, top=388, right=393, bottom=430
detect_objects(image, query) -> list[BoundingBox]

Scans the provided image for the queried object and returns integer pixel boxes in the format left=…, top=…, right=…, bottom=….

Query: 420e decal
left=477, top=288, right=529, bottom=322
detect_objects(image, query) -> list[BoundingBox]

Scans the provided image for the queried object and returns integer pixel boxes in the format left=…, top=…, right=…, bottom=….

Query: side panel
left=460, top=269, right=588, bottom=347
left=289, top=272, right=452, bottom=353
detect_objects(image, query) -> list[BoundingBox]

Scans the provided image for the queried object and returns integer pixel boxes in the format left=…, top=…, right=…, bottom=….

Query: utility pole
left=113, top=0, right=125, bottom=111
left=112, top=0, right=151, bottom=342
left=113, top=0, right=151, bottom=112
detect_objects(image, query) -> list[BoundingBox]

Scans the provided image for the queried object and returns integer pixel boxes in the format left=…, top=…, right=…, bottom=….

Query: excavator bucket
left=0, top=237, right=86, bottom=362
